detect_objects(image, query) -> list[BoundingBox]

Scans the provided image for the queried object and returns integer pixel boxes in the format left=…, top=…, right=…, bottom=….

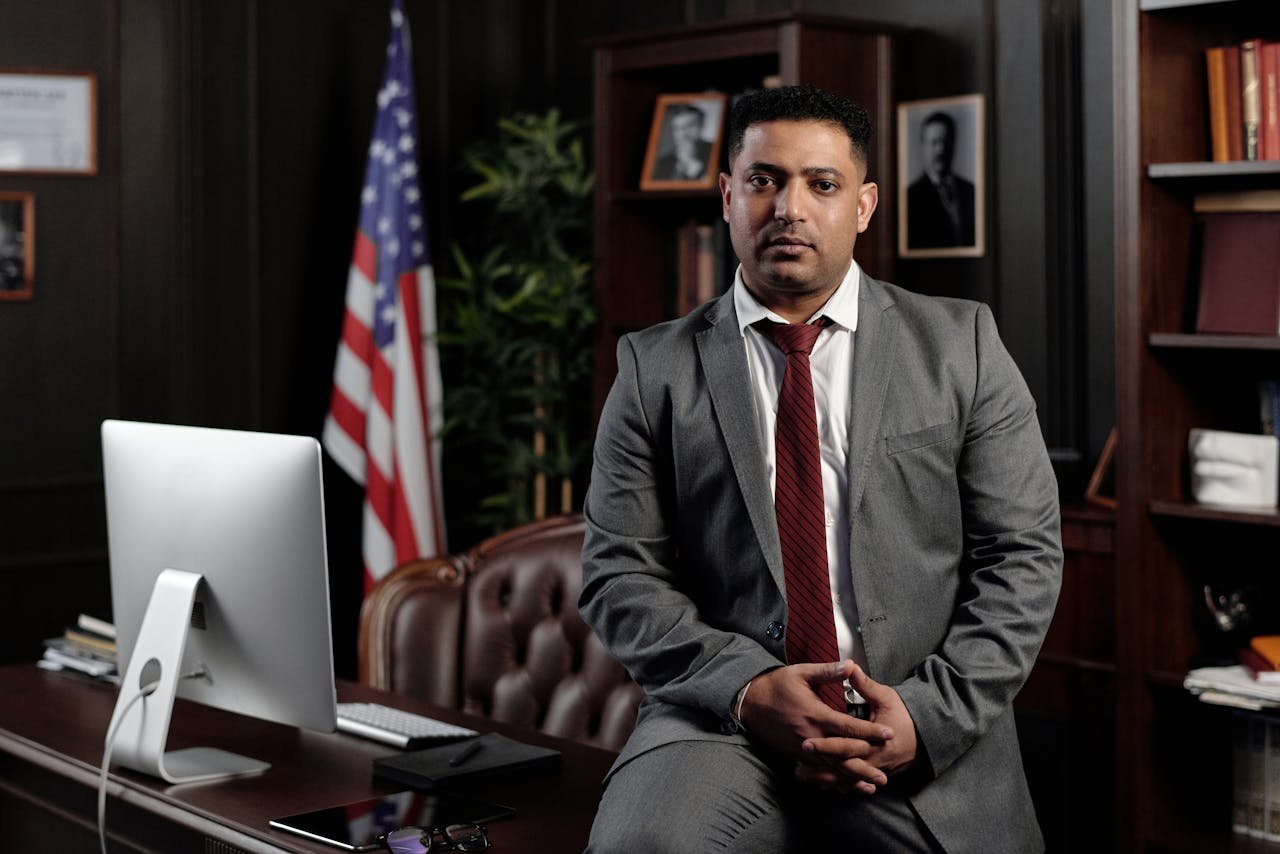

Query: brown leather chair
left=358, top=514, right=642, bottom=751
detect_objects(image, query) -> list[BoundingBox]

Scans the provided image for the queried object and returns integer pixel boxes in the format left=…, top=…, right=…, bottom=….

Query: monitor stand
left=106, top=568, right=270, bottom=784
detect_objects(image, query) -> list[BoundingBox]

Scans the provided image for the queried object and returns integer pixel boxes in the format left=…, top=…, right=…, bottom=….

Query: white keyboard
left=335, top=702, right=478, bottom=749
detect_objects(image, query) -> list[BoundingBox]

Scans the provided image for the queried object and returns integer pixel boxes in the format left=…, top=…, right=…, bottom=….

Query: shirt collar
left=733, top=261, right=861, bottom=335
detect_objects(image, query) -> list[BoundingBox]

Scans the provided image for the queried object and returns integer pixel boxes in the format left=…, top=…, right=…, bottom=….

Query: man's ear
left=856, top=182, right=879, bottom=233
left=719, top=172, right=732, bottom=222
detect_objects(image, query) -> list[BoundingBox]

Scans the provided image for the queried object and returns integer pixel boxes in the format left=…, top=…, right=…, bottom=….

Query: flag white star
left=362, top=185, right=377, bottom=205
left=385, top=238, right=400, bottom=257
left=405, top=187, right=420, bottom=203
left=409, top=214, right=423, bottom=230
left=399, top=161, right=417, bottom=179
left=377, top=216, right=392, bottom=235
left=398, top=133, right=415, bottom=152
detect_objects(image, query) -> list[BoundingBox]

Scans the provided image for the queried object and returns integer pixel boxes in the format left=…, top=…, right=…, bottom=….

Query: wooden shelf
left=1117, top=1, right=1280, bottom=849
left=1151, top=501, right=1280, bottom=527
left=1149, top=333, right=1280, bottom=351
left=1148, top=161, right=1280, bottom=180
left=1140, top=0, right=1246, bottom=11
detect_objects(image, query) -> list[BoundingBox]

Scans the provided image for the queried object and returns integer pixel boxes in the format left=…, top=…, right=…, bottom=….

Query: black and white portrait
left=640, top=93, right=726, bottom=190
left=0, top=193, right=33, bottom=299
left=898, top=95, right=985, bottom=258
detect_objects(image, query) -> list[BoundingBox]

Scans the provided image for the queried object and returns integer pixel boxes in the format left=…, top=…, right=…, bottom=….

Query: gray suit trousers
left=586, top=740, right=944, bottom=853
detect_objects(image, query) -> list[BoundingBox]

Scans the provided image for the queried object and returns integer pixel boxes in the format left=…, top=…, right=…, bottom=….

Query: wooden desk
left=0, top=664, right=613, bottom=852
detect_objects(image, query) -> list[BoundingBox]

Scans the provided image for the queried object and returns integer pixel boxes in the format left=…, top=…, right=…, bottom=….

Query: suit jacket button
left=766, top=621, right=785, bottom=640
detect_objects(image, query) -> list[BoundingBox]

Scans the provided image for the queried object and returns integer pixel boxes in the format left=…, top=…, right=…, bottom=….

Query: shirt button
left=834, top=594, right=843, bottom=606
left=766, top=621, right=785, bottom=640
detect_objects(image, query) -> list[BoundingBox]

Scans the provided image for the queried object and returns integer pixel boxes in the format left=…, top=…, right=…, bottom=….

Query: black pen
left=449, top=739, right=483, bottom=767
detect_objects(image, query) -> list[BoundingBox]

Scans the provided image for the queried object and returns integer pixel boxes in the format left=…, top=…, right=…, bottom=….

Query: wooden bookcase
left=1115, top=1, right=1280, bottom=850
left=588, top=14, right=898, bottom=413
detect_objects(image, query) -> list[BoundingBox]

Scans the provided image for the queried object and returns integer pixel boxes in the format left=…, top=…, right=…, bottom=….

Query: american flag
left=323, top=0, right=446, bottom=592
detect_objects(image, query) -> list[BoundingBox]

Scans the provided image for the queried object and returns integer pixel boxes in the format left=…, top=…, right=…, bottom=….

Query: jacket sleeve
left=578, top=334, right=781, bottom=725
left=894, top=303, right=1063, bottom=778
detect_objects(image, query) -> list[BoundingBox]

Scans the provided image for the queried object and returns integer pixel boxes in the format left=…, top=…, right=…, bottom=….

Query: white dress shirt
left=732, top=260, right=867, bottom=670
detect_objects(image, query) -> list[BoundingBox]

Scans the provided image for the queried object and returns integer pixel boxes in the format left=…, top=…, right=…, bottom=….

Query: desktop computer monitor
left=101, top=419, right=337, bottom=784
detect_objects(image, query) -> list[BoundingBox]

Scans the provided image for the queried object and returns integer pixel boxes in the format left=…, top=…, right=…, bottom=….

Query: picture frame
left=1084, top=426, right=1117, bottom=511
left=0, top=70, right=98, bottom=175
left=0, top=191, right=34, bottom=300
left=639, top=92, right=727, bottom=191
left=897, top=94, right=985, bottom=259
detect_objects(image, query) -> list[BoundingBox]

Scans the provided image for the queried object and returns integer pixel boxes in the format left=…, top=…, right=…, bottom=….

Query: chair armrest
left=358, top=556, right=467, bottom=707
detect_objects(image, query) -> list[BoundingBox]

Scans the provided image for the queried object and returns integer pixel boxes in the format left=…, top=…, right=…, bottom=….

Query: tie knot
left=760, top=319, right=826, bottom=356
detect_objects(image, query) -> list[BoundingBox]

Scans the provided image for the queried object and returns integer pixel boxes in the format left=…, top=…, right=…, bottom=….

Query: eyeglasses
left=383, top=823, right=491, bottom=853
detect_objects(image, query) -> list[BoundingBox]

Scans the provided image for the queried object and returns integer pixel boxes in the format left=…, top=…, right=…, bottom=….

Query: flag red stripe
left=353, top=231, right=377, bottom=283
left=341, top=311, right=374, bottom=365
left=329, top=387, right=367, bottom=450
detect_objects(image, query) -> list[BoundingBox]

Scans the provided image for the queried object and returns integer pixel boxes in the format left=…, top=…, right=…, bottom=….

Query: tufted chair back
left=358, top=514, right=642, bottom=751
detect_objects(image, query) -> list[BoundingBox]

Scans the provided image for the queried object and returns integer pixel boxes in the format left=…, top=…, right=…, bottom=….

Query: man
left=580, top=84, right=1061, bottom=852
left=906, top=110, right=976, bottom=249
left=651, top=103, right=714, bottom=182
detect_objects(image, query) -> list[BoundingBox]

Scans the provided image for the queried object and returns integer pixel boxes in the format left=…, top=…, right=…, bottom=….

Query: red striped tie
left=761, top=319, right=844, bottom=711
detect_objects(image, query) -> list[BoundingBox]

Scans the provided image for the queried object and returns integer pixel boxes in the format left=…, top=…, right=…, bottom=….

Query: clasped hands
left=737, top=659, right=916, bottom=795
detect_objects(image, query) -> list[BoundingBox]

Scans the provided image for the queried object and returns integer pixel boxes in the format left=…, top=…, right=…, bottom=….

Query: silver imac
left=101, top=419, right=337, bottom=784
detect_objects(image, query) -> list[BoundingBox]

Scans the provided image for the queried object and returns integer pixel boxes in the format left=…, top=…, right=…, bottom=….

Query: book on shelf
left=1208, top=46, right=1230, bottom=163
left=1194, top=212, right=1280, bottom=335
left=1232, top=712, right=1280, bottom=841
left=76, top=612, right=116, bottom=640
left=37, top=615, right=119, bottom=683
left=1227, top=44, right=1245, bottom=161
left=1240, top=646, right=1280, bottom=685
left=1207, top=40, right=1280, bottom=162
left=1196, top=189, right=1280, bottom=213
left=673, top=219, right=726, bottom=316
left=1243, top=39, right=1262, bottom=161
left=1264, top=41, right=1280, bottom=161
left=1254, top=636, right=1280, bottom=669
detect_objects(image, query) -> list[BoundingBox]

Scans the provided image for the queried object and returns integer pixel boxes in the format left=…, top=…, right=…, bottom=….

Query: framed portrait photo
left=640, top=92, right=727, bottom=191
left=0, top=192, right=34, bottom=300
left=897, top=94, right=985, bottom=259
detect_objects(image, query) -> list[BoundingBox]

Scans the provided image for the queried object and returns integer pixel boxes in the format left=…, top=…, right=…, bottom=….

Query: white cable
left=97, top=685, right=152, bottom=854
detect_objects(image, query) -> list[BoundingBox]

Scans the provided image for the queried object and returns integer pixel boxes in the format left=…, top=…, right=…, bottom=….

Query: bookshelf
left=588, top=14, right=898, bottom=414
left=1116, top=0, right=1280, bottom=850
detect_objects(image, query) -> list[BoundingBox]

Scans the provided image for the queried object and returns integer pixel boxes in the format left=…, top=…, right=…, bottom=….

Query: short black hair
left=920, top=110, right=956, bottom=140
left=726, top=84, right=872, bottom=170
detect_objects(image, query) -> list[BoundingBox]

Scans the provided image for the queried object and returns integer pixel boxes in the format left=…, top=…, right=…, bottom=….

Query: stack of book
left=1233, top=711, right=1280, bottom=841
left=1192, top=190, right=1280, bottom=335
left=38, top=613, right=119, bottom=683
left=1184, top=637, right=1280, bottom=710
left=1205, top=39, right=1280, bottom=162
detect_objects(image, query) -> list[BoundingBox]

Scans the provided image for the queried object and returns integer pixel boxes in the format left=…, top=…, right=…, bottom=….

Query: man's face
left=921, top=120, right=954, bottom=178
left=670, top=111, right=701, bottom=153
left=719, top=119, right=877, bottom=303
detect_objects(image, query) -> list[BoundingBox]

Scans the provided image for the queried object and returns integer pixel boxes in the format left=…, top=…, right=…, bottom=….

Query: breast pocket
left=884, top=417, right=956, bottom=455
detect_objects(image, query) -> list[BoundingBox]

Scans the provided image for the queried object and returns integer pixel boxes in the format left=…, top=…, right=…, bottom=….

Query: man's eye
left=813, top=181, right=837, bottom=192
left=748, top=175, right=774, bottom=188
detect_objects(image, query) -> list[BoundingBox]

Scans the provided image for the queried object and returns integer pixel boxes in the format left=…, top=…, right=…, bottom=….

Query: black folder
left=372, top=732, right=561, bottom=788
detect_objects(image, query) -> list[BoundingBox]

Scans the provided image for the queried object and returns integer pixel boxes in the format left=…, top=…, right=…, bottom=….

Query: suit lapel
left=847, top=277, right=899, bottom=516
left=697, top=295, right=785, bottom=592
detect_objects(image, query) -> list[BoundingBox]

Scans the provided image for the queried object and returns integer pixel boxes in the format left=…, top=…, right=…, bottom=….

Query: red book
left=1239, top=646, right=1280, bottom=684
left=1195, top=213, right=1280, bottom=335
left=1262, top=41, right=1280, bottom=161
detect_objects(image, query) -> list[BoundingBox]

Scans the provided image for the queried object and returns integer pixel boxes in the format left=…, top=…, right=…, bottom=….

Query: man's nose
left=775, top=183, right=805, bottom=223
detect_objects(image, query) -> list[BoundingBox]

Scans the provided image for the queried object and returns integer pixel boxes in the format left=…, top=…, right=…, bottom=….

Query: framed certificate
left=0, top=70, right=98, bottom=175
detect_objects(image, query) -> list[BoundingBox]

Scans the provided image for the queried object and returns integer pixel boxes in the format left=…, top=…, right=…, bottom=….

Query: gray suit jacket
left=579, top=275, right=1062, bottom=853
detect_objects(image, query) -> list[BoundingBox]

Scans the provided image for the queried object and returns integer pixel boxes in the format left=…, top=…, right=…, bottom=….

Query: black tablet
left=269, top=791, right=514, bottom=851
